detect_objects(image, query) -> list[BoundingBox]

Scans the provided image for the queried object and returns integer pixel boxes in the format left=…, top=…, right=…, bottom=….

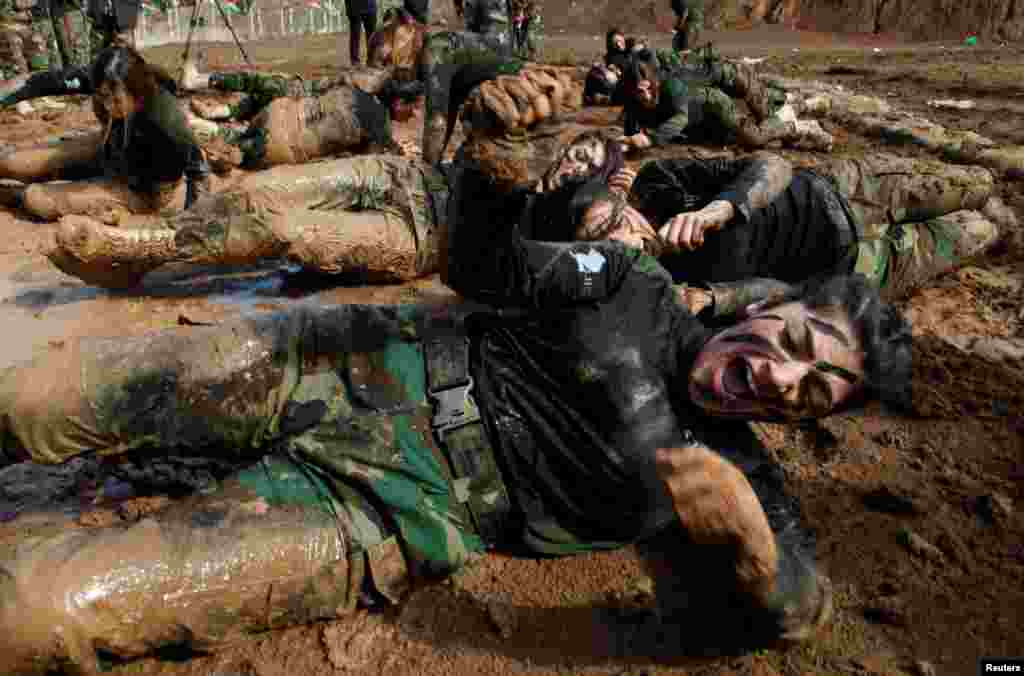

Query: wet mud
left=0, top=21, right=1021, bottom=676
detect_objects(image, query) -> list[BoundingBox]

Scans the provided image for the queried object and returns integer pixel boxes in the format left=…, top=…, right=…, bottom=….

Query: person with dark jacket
left=0, top=156, right=914, bottom=673
left=583, top=27, right=630, bottom=105
left=0, top=45, right=209, bottom=221
left=568, top=152, right=1001, bottom=301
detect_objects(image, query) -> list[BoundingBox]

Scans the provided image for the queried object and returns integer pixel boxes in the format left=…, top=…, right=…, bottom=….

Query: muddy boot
left=47, top=216, right=178, bottom=289
left=0, top=179, right=26, bottom=208
left=0, top=458, right=374, bottom=674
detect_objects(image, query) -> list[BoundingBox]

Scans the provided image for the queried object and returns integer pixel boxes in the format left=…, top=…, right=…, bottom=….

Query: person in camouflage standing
left=670, top=0, right=703, bottom=52
left=0, top=0, right=51, bottom=79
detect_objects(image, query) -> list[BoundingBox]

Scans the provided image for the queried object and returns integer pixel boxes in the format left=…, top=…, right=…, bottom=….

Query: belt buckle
left=429, top=378, right=481, bottom=435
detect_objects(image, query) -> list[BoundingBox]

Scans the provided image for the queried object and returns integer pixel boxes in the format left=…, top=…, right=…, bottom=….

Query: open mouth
left=721, top=358, right=755, bottom=399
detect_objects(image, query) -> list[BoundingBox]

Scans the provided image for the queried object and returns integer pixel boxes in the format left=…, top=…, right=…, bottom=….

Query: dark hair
left=605, top=27, right=625, bottom=53
left=541, top=130, right=625, bottom=191
left=91, top=46, right=175, bottom=102
left=622, top=48, right=660, bottom=105
left=786, top=274, right=913, bottom=414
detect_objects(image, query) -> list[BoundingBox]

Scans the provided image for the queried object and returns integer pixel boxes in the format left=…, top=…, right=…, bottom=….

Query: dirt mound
left=541, top=0, right=1023, bottom=42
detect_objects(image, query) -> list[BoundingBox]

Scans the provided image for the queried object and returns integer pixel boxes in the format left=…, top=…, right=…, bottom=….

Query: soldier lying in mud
left=0, top=46, right=211, bottom=222
left=0, top=160, right=914, bottom=673
left=618, top=48, right=834, bottom=153
left=48, top=122, right=1006, bottom=306
left=47, top=128, right=625, bottom=289
left=567, top=152, right=1006, bottom=301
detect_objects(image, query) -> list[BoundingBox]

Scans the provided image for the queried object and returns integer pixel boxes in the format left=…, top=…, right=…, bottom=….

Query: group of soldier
left=0, top=1, right=1013, bottom=674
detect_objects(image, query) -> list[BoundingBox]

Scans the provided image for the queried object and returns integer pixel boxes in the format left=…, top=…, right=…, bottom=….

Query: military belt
left=423, top=332, right=513, bottom=544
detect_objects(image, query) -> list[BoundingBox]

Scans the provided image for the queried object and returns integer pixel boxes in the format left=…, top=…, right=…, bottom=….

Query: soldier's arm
left=443, top=166, right=642, bottom=308
left=633, top=152, right=793, bottom=225
left=647, top=80, right=691, bottom=146
left=689, top=277, right=799, bottom=321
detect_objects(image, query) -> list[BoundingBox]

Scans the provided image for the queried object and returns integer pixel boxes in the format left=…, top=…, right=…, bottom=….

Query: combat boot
left=47, top=217, right=178, bottom=289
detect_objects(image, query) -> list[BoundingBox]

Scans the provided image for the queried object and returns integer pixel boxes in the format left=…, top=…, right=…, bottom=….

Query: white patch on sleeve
left=570, top=248, right=607, bottom=274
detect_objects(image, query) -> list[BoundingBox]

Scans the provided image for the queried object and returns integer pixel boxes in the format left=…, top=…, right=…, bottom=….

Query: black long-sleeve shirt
left=99, top=88, right=200, bottom=192
left=445, top=165, right=770, bottom=556
left=631, top=157, right=860, bottom=285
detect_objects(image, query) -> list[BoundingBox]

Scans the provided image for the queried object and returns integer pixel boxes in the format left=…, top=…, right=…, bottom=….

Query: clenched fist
left=657, top=199, right=735, bottom=252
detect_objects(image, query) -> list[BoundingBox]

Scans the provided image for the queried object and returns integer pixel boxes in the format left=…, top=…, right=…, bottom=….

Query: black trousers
left=346, top=9, right=378, bottom=64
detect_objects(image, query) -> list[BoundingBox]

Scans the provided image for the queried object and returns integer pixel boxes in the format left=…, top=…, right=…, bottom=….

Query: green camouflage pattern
left=791, top=154, right=995, bottom=298
left=0, top=3, right=50, bottom=78
left=209, top=70, right=339, bottom=120
left=0, top=304, right=485, bottom=577
left=671, top=0, right=703, bottom=51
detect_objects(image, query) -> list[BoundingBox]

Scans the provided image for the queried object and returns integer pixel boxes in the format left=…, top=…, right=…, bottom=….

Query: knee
left=21, top=183, right=61, bottom=221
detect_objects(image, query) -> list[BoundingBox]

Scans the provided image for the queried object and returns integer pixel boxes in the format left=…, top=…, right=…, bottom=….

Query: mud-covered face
left=612, top=33, right=626, bottom=51
left=631, top=60, right=659, bottom=109
left=95, top=81, right=137, bottom=120
left=578, top=199, right=657, bottom=249
left=689, top=302, right=865, bottom=420
left=543, top=138, right=607, bottom=191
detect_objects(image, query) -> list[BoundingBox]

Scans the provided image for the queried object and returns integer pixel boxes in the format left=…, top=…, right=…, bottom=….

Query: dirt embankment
left=542, top=0, right=1024, bottom=42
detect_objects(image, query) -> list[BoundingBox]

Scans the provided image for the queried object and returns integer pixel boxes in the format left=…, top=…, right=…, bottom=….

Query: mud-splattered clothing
left=208, top=70, right=345, bottom=120
left=628, top=154, right=996, bottom=296
left=623, top=58, right=787, bottom=147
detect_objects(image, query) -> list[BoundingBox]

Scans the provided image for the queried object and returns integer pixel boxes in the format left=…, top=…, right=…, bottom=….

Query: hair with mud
left=783, top=274, right=913, bottom=415
left=91, top=45, right=175, bottom=103
left=541, top=130, right=625, bottom=190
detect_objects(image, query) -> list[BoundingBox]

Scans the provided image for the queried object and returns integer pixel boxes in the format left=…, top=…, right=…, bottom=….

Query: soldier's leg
left=695, top=86, right=831, bottom=151
left=22, top=175, right=187, bottom=221
left=710, top=58, right=786, bottom=123
left=807, top=154, right=999, bottom=298
left=0, top=131, right=102, bottom=182
left=0, top=454, right=377, bottom=674
left=47, top=156, right=434, bottom=288
left=685, top=3, right=703, bottom=49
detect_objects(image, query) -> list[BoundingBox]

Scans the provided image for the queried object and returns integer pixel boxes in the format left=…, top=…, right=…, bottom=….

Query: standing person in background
left=344, top=0, right=377, bottom=65
left=670, top=0, right=703, bottom=52
left=0, top=0, right=52, bottom=79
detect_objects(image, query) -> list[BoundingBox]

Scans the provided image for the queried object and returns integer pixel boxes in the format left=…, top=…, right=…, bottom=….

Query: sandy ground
left=0, top=23, right=1021, bottom=676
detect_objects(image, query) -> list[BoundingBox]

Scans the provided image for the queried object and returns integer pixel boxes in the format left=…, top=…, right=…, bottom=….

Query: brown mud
left=0, top=20, right=1022, bottom=676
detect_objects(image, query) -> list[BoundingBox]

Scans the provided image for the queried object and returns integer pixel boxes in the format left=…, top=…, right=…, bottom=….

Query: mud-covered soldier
left=618, top=48, right=833, bottom=154
left=0, top=158, right=915, bottom=674
left=583, top=27, right=630, bottom=105
left=47, top=130, right=625, bottom=289
left=569, top=152, right=1003, bottom=301
left=0, top=46, right=210, bottom=221
left=344, top=0, right=377, bottom=65
left=177, top=63, right=397, bottom=170
left=670, top=0, right=703, bottom=52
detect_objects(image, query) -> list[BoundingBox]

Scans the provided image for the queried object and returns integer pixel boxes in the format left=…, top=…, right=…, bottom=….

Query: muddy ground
left=0, top=23, right=1022, bottom=676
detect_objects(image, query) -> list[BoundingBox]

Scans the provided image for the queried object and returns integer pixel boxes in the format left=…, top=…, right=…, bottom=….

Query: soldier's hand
left=617, top=133, right=652, bottom=152
left=656, top=443, right=778, bottom=597
left=657, top=199, right=735, bottom=251
left=607, top=167, right=637, bottom=196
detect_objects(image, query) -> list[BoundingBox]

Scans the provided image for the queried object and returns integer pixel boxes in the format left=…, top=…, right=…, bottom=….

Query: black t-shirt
left=631, top=158, right=859, bottom=284
left=445, top=165, right=768, bottom=555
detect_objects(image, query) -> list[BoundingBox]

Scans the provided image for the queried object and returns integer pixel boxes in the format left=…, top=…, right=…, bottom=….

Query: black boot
left=0, top=66, right=93, bottom=108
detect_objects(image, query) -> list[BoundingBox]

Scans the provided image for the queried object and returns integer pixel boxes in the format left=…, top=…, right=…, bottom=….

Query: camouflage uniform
left=625, top=49, right=809, bottom=149
left=798, top=154, right=997, bottom=299
left=0, top=0, right=50, bottom=78
left=0, top=303, right=489, bottom=672
left=206, top=70, right=345, bottom=120
left=670, top=0, right=703, bottom=52
left=47, top=154, right=446, bottom=289
left=508, top=0, right=542, bottom=60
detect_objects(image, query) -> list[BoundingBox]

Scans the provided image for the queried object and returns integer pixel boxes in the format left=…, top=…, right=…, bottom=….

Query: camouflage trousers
left=208, top=70, right=341, bottom=120
left=671, top=1, right=703, bottom=51
left=0, top=16, right=50, bottom=77
left=47, top=154, right=445, bottom=288
left=0, top=304, right=485, bottom=672
left=795, top=154, right=998, bottom=299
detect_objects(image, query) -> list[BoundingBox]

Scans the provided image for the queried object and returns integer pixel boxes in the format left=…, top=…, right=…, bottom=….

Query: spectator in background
left=345, top=0, right=378, bottom=65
